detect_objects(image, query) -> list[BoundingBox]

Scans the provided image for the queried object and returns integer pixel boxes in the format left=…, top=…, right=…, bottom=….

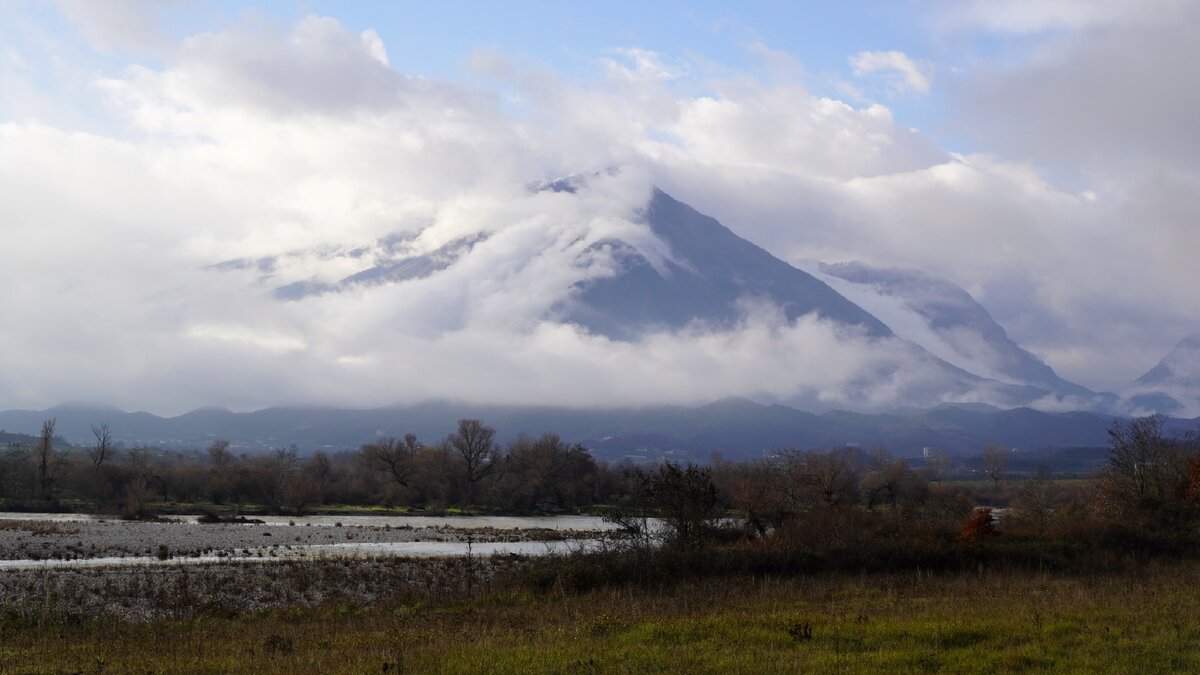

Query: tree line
left=0, top=419, right=623, bottom=516
left=1, top=415, right=1198, bottom=546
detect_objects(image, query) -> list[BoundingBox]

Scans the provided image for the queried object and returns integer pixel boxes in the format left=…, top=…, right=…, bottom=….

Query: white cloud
left=849, top=50, right=931, bottom=94
left=1, top=9, right=1198, bottom=415
left=661, top=82, right=946, bottom=179
left=603, top=48, right=681, bottom=82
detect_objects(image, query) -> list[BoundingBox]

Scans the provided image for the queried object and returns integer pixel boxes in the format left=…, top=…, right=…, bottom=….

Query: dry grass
left=3, top=560, right=1200, bottom=673
left=0, top=520, right=79, bottom=536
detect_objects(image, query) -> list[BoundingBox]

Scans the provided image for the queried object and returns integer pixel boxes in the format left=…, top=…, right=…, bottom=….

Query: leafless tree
left=643, top=462, right=722, bottom=550
left=1013, top=468, right=1055, bottom=534
left=780, top=449, right=860, bottom=508
left=1097, top=415, right=1193, bottom=520
left=36, top=418, right=56, bottom=500
left=444, top=419, right=499, bottom=501
left=983, top=445, right=1009, bottom=487
left=500, top=434, right=582, bottom=511
left=306, top=450, right=334, bottom=487
left=360, top=434, right=420, bottom=487
left=207, top=439, right=233, bottom=467
left=862, top=458, right=925, bottom=511
left=89, top=423, right=114, bottom=469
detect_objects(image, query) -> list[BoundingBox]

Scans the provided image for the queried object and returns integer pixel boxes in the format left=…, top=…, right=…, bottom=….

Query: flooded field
left=0, top=512, right=621, bottom=570
left=0, top=511, right=618, bottom=530
left=0, top=513, right=618, bottom=620
left=0, top=538, right=599, bottom=570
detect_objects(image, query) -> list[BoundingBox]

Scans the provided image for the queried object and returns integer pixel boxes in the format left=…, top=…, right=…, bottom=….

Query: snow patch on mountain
left=1124, top=333, right=1200, bottom=416
left=807, top=261, right=1102, bottom=405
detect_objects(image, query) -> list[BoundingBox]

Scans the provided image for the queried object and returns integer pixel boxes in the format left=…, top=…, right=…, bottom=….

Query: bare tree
left=780, top=449, right=860, bottom=509
left=360, top=434, right=420, bottom=487
left=727, top=460, right=787, bottom=536
left=1097, top=415, right=1193, bottom=521
left=983, top=445, right=1009, bottom=487
left=444, top=419, right=499, bottom=501
left=642, top=462, right=722, bottom=551
left=207, top=439, right=233, bottom=468
left=1013, top=468, right=1055, bottom=534
left=89, top=423, right=114, bottom=469
left=36, top=418, right=56, bottom=501
left=862, top=458, right=925, bottom=512
left=500, top=434, right=582, bottom=511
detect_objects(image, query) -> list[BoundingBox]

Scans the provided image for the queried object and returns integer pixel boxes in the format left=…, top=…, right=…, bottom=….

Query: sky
left=1, top=0, right=1198, bottom=415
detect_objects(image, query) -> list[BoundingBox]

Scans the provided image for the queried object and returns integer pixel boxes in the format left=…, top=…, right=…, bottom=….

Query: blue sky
left=3, top=1, right=977, bottom=146
left=1, top=1, right=1198, bottom=413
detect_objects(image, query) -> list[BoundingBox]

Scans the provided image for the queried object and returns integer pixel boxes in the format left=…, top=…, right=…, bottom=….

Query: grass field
left=3, top=561, right=1199, bottom=673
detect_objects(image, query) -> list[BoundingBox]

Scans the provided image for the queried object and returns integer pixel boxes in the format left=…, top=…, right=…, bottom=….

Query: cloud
left=602, top=48, right=681, bottom=82
left=55, top=0, right=173, bottom=55
left=1, top=9, right=1198, bottom=416
left=952, top=3, right=1200, bottom=175
left=849, top=50, right=931, bottom=94
left=660, top=82, right=947, bottom=179
left=0, top=12, right=968, bottom=415
left=932, top=0, right=1166, bottom=34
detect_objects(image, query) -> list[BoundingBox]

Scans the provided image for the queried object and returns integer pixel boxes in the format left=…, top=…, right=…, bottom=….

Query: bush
left=959, top=508, right=997, bottom=543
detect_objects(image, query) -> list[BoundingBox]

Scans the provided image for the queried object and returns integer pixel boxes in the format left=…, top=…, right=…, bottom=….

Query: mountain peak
left=1136, top=333, right=1200, bottom=386
left=561, top=188, right=893, bottom=340
left=813, top=260, right=1100, bottom=402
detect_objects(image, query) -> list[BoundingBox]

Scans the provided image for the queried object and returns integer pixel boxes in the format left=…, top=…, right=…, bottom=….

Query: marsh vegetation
left=2, top=414, right=1199, bottom=671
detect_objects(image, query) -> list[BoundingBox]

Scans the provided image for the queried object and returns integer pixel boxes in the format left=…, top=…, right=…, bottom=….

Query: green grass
left=3, top=561, right=1200, bottom=673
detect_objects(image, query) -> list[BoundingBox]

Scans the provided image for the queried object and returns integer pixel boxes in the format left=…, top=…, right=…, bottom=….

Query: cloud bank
left=1, top=6, right=1198, bottom=414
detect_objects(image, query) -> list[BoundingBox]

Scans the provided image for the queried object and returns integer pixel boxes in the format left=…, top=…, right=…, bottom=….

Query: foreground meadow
left=3, top=561, right=1199, bottom=673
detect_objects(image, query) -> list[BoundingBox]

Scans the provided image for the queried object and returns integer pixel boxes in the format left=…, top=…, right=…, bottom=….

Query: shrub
left=959, top=508, right=997, bottom=543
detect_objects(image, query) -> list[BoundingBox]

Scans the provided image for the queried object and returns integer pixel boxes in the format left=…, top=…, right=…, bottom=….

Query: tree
left=782, top=449, right=860, bottom=508
left=207, top=440, right=233, bottom=468
left=983, top=445, right=1008, bottom=487
left=499, top=434, right=595, bottom=512
left=304, top=450, right=336, bottom=503
left=959, top=508, right=997, bottom=543
left=89, top=423, right=114, bottom=469
left=35, top=418, right=56, bottom=501
left=862, top=458, right=926, bottom=512
left=727, top=460, right=788, bottom=536
left=1013, top=468, right=1055, bottom=534
left=444, top=419, right=499, bottom=501
left=1096, top=415, right=1194, bottom=522
left=640, top=462, right=723, bottom=550
left=407, top=444, right=458, bottom=506
left=204, top=440, right=235, bottom=504
left=360, top=434, right=420, bottom=487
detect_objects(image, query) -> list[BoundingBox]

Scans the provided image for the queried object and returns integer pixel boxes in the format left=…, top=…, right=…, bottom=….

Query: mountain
left=810, top=261, right=1106, bottom=405
left=0, top=400, right=1134, bottom=461
left=559, top=189, right=892, bottom=339
left=265, top=187, right=893, bottom=337
left=0, top=430, right=41, bottom=446
left=209, top=178, right=1125, bottom=412
left=272, top=234, right=486, bottom=301
left=1126, top=334, right=1200, bottom=415
left=543, top=187, right=1082, bottom=409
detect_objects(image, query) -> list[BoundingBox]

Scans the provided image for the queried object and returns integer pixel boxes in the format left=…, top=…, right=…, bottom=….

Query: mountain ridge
left=2, top=399, right=1176, bottom=461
